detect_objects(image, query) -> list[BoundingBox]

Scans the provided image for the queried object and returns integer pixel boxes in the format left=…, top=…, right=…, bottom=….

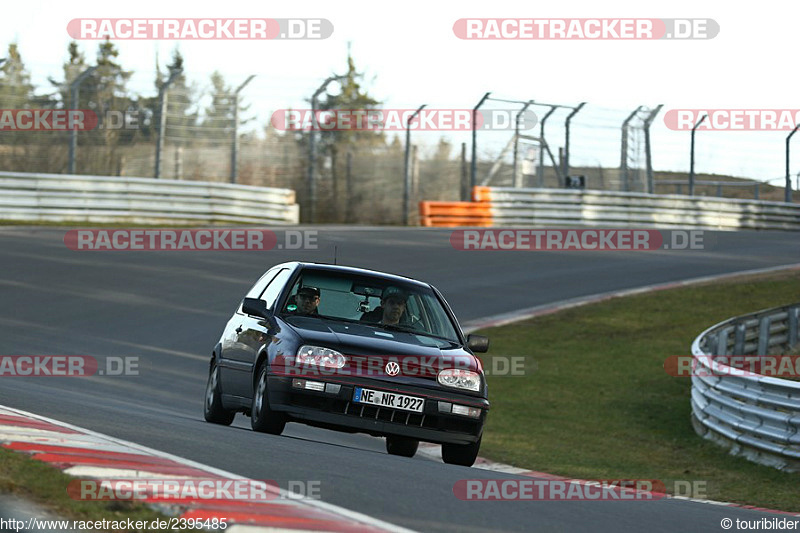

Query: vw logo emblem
left=385, top=361, right=400, bottom=376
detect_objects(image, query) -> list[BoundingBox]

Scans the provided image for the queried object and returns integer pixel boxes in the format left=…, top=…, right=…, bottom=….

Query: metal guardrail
left=420, top=187, right=800, bottom=230
left=0, top=171, right=299, bottom=225
left=659, top=179, right=761, bottom=199
left=691, top=303, right=800, bottom=472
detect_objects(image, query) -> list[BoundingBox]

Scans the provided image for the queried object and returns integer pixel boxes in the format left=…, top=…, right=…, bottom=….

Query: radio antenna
left=333, top=245, right=337, bottom=265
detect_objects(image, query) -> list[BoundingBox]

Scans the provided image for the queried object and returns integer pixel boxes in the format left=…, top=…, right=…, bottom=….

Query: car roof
left=288, top=262, right=431, bottom=290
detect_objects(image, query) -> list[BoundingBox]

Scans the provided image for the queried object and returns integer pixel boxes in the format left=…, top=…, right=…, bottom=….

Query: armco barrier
left=0, top=171, right=299, bottom=225
left=420, top=187, right=800, bottom=230
left=691, top=303, right=800, bottom=472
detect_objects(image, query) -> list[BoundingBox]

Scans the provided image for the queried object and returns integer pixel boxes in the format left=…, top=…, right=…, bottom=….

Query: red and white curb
left=0, top=405, right=415, bottom=533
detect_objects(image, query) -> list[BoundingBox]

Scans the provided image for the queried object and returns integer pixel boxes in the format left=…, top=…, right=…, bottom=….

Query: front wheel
left=385, top=436, right=419, bottom=458
left=250, top=363, right=286, bottom=435
left=442, top=436, right=481, bottom=467
left=204, top=361, right=235, bottom=426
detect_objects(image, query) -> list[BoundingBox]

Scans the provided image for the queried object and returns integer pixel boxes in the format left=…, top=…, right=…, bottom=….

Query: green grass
left=0, top=447, right=174, bottom=529
left=477, top=270, right=800, bottom=511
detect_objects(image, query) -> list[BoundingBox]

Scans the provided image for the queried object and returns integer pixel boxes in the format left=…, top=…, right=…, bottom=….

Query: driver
left=360, top=286, right=409, bottom=325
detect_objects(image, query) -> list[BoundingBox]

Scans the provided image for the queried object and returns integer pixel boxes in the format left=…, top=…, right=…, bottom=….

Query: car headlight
left=437, top=369, right=481, bottom=391
left=297, top=345, right=346, bottom=369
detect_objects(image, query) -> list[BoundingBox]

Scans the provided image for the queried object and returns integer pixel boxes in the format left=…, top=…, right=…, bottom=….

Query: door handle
left=235, top=326, right=243, bottom=334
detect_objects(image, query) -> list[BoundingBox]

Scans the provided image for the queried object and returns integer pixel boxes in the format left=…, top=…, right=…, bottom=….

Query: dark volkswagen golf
left=203, top=262, right=490, bottom=466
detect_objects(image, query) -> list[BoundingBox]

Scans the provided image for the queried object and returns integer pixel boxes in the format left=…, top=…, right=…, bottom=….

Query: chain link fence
left=1, top=59, right=798, bottom=224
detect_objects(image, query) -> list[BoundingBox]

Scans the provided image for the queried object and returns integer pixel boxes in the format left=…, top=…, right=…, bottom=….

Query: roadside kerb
left=0, top=405, right=414, bottom=532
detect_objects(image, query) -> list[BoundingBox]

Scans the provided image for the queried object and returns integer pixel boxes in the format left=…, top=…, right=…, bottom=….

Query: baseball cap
left=382, top=286, right=408, bottom=302
left=297, top=286, right=320, bottom=298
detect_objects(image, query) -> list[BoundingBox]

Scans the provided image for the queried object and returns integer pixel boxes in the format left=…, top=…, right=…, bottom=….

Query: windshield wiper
left=376, top=323, right=458, bottom=344
left=378, top=323, right=418, bottom=334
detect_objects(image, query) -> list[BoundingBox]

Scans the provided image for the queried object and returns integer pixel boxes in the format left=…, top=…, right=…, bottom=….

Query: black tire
left=385, top=436, right=419, bottom=458
left=204, top=360, right=235, bottom=426
left=442, top=436, right=481, bottom=467
left=250, top=363, right=286, bottom=435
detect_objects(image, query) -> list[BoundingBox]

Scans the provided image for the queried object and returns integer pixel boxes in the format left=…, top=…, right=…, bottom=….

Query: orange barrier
left=472, top=186, right=492, bottom=202
left=418, top=201, right=493, bottom=227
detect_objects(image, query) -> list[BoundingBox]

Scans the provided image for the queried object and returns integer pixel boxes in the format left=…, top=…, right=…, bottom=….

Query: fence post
left=174, top=146, right=183, bottom=180
left=404, top=105, right=426, bottom=225
left=230, top=75, right=255, bottom=184
left=733, top=322, right=746, bottom=355
left=563, top=102, right=586, bottom=178
left=786, top=125, right=799, bottom=203
left=471, top=92, right=491, bottom=192
left=461, top=142, right=468, bottom=201
left=620, top=106, right=642, bottom=192
left=68, top=66, right=96, bottom=175
left=689, top=114, right=707, bottom=196
left=345, top=151, right=353, bottom=223
left=537, top=106, right=557, bottom=187
left=788, top=306, right=798, bottom=347
left=757, top=316, right=772, bottom=355
left=307, top=74, right=345, bottom=223
left=155, top=67, right=182, bottom=179
left=513, top=101, right=533, bottom=188
left=643, top=105, right=662, bottom=194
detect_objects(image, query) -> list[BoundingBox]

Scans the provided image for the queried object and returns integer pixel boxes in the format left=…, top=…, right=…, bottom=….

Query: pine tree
left=316, top=51, right=383, bottom=152
left=0, top=43, right=36, bottom=109
left=0, top=42, right=55, bottom=173
left=72, top=39, right=134, bottom=174
left=201, top=71, right=234, bottom=143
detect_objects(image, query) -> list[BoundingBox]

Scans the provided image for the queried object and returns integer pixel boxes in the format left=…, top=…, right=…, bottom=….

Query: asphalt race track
left=0, top=226, right=798, bottom=532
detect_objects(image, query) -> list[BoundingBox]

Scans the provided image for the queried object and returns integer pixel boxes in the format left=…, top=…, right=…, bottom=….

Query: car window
left=281, top=268, right=460, bottom=342
left=259, top=268, right=292, bottom=309
left=245, top=268, right=279, bottom=299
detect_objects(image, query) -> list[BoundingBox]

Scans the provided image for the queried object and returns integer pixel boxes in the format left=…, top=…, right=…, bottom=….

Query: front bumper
left=268, top=375, right=488, bottom=445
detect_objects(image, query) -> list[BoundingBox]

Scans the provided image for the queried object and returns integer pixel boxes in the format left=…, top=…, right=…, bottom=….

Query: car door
left=219, top=267, right=280, bottom=401
left=230, top=267, right=294, bottom=399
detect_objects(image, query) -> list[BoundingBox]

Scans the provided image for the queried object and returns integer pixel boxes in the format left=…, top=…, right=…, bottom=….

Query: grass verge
left=477, top=269, right=800, bottom=511
left=0, top=447, right=173, bottom=529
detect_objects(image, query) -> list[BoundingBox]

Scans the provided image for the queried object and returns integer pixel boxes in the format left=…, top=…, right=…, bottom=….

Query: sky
left=2, top=0, right=798, bottom=187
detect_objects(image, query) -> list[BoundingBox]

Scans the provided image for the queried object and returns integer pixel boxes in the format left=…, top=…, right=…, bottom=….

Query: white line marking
left=0, top=405, right=418, bottom=533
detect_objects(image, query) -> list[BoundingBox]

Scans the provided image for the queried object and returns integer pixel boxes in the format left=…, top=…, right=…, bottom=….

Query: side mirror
left=467, top=334, right=489, bottom=353
left=242, top=298, right=270, bottom=319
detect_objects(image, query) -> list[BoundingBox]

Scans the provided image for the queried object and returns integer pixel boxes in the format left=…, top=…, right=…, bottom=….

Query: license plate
left=353, top=387, right=424, bottom=413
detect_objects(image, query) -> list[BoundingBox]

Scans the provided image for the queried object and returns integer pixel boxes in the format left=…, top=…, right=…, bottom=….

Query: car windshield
left=280, top=268, right=461, bottom=343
